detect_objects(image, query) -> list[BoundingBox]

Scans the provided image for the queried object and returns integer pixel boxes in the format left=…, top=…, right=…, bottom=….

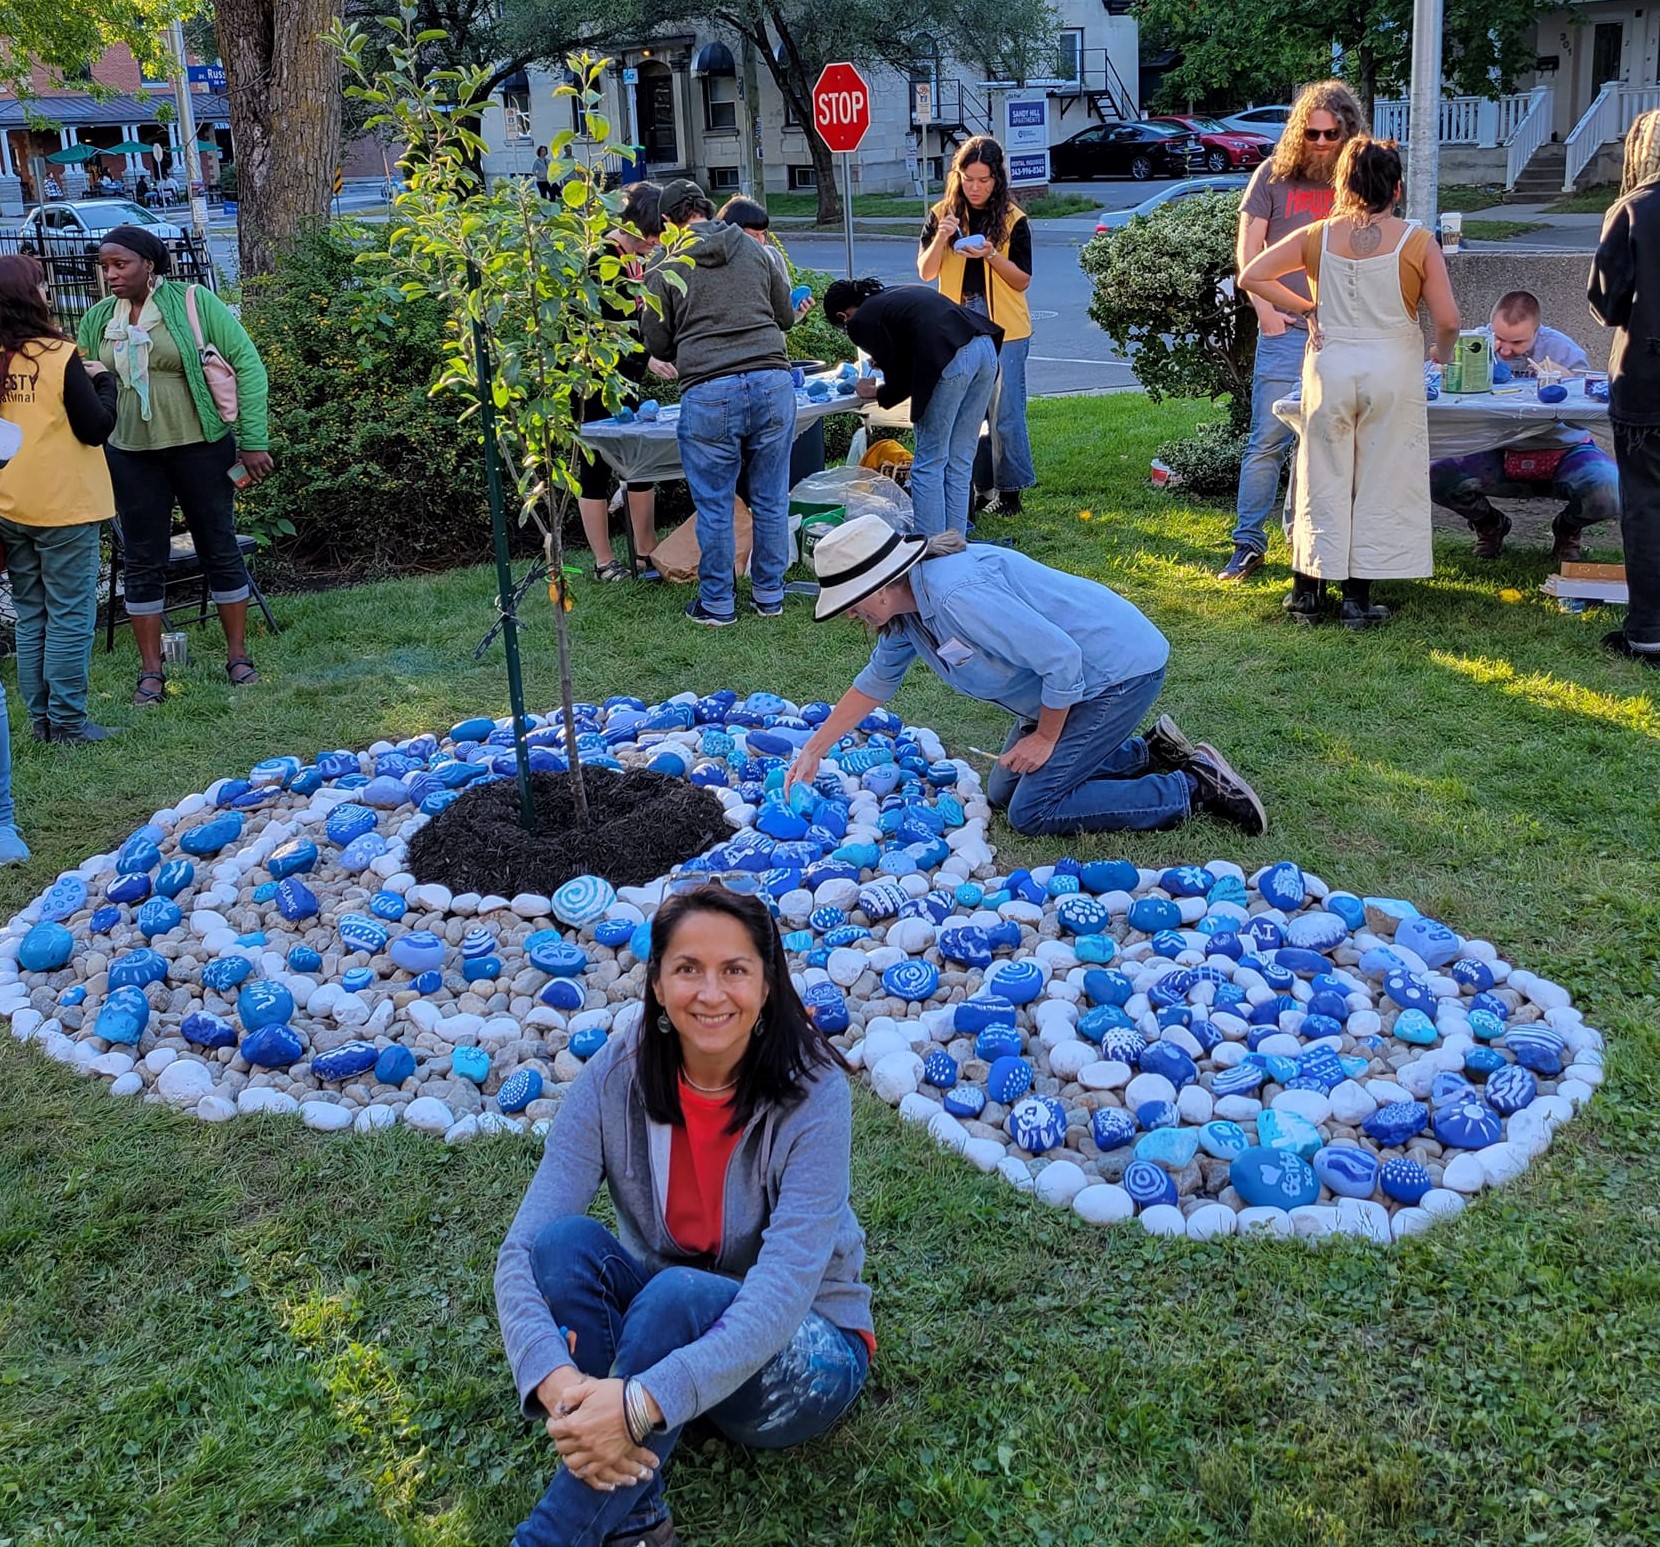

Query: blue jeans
left=513, top=1217, right=869, bottom=1547
left=963, top=296, right=1035, bottom=493
left=984, top=668, right=1191, bottom=834
left=1428, top=440, right=1620, bottom=530
left=0, top=517, right=102, bottom=734
left=1232, top=328, right=1309, bottom=554
left=911, top=334, right=998, bottom=537
left=677, top=370, right=795, bottom=618
left=0, top=680, right=15, bottom=829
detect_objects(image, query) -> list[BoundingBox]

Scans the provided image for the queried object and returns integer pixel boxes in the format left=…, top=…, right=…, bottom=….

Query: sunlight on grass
left=1432, top=651, right=1660, bottom=737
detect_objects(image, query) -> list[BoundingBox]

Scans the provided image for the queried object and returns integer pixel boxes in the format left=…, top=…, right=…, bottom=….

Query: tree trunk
left=754, top=13, right=841, bottom=223
left=216, top=0, right=344, bottom=277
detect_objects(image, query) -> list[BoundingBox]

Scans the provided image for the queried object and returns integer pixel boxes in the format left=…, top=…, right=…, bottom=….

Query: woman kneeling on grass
left=494, top=883, right=873, bottom=1547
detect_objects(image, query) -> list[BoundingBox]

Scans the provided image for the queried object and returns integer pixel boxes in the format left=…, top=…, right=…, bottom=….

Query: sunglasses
left=1304, top=127, right=1343, bottom=142
left=663, top=870, right=767, bottom=898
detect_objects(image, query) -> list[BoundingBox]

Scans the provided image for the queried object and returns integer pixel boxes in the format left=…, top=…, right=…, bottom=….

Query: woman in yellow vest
left=0, top=255, right=119, bottom=774
left=917, top=136, right=1035, bottom=515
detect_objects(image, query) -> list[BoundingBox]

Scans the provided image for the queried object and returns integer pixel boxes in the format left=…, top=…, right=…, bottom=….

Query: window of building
left=1059, top=29, right=1084, bottom=83
left=708, top=165, right=741, bottom=190
left=702, top=73, right=737, bottom=131
left=784, top=94, right=803, bottom=129
left=787, top=163, right=817, bottom=189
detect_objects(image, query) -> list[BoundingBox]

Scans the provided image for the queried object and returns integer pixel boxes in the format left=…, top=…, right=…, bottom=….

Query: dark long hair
left=0, top=254, right=65, bottom=367
left=942, top=136, right=1014, bottom=250
left=638, top=884, right=847, bottom=1133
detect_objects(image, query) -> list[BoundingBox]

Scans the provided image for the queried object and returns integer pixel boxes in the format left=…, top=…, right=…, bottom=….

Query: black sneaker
left=51, top=721, right=124, bottom=744
left=983, top=489, right=1023, bottom=516
left=1144, top=713, right=1197, bottom=769
left=29, top=717, right=48, bottom=742
left=1188, top=741, right=1268, bottom=836
left=1217, top=545, right=1265, bottom=582
left=603, top=1517, right=680, bottom=1547
left=750, top=596, right=783, bottom=618
left=684, top=598, right=736, bottom=628
left=1602, top=629, right=1660, bottom=666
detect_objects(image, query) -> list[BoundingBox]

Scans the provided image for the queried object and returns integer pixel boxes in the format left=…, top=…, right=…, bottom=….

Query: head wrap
left=100, top=224, right=172, bottom=274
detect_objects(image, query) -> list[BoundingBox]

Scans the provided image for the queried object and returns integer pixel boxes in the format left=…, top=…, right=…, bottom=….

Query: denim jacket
left=852, top=545, right=1169, bottom=718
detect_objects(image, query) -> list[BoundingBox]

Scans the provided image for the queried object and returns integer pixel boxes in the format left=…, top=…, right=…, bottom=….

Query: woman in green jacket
left=78, top=226, right=273, bottom=704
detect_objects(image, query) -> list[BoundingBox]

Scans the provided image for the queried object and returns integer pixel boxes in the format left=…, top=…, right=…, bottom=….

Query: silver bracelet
left=623, top=1378, right=655, bottom=1446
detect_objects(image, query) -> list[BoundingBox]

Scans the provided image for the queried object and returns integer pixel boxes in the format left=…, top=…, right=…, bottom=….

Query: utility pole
left=1405, top=0, right=1443, bottom=227
left=740, top=36, right=763, bottom=199
left=168, top=19, right=211, bottom=238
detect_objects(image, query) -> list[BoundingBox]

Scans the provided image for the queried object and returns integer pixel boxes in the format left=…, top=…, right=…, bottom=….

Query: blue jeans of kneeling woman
left=513, top=1216, right=869, bottom=1547
left=985, top=667, right=1192, bottom=835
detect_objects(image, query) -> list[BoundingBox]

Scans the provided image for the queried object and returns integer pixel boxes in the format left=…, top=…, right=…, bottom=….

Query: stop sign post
left=812, top=62, right=871, bottom=277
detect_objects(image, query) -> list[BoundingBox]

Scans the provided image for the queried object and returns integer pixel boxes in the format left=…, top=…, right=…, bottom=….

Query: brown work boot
left=1470, top=512, right=1512, bottom=560
left=1551, top=515, right=1584, bottom=565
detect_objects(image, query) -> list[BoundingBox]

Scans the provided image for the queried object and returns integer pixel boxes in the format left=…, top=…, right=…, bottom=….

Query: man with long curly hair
left=1219, top=79, right=1367, bottom=583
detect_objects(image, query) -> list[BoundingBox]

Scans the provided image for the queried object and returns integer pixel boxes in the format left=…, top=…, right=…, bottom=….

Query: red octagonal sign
left=812, top=62, right=872, bottom=154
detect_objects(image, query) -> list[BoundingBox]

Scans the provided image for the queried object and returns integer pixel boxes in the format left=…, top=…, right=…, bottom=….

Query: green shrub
left=775, top=244, right=858, bottom=369
left=1156, top=419, right=1249, bottom=496
left=238, top=220, right=489, bottom=574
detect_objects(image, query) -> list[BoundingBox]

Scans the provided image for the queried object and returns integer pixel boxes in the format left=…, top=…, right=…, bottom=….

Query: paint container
left=160, top=632, right=189, bottom=666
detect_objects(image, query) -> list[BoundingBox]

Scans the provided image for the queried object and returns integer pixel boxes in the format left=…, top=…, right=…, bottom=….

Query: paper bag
left=649, top=498, right=753, bottom=585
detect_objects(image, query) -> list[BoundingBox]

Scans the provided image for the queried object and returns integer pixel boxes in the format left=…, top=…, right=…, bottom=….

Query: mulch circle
left=405, top=768, right=728, bottom=899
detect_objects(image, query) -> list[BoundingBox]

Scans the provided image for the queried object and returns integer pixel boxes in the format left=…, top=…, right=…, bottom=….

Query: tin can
left=160, top=631, right=189, bottom=666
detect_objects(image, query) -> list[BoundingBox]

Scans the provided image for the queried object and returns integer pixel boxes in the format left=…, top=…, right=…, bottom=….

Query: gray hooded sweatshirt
left=493, top=1020, right=873, bottom=1430
left=640, top=219, right=794, bottom=392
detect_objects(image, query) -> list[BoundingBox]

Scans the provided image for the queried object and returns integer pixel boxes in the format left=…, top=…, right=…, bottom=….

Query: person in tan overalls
left=1242, top=138, right=1460, bottom=628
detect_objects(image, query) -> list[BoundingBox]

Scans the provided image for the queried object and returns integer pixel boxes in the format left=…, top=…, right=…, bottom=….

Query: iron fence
left=0, top=228, right=217, bottom=333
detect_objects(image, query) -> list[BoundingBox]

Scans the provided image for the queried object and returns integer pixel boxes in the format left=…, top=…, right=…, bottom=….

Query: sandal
left=225, top=656, right=260, bottom=686
left=632, top=552, right=658, bottom=577
left=132, top=671, right=166, bottom=707
left=593, top=560, right=630, bottom=583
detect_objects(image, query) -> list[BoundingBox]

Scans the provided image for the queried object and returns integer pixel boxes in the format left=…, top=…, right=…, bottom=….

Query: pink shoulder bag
left=183, top=284, right=239, bottom=423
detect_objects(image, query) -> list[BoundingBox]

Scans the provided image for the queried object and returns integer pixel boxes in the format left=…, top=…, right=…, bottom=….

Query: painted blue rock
left=1363, top=1100, right=1429, bottom=1147
left=1484, top=1063, right=1537, bottom=1114
left=241, top=1023, right=303, bottom=1067
left=1305, top=992, right=1350, bottom=1023
left=463, top=955, right=503, bottom=983
left=337, top=913, right=389, bottom=955
left=1432, top=1093, right=1503, bottom=1150
left=921, top=1050, right=958, bottom=1089
left=374, top=1044, right=417, bottom=1086
left=1257, top=861, right=1306, bottom=911
left=39, top=875, right=89, bottom=923
left=1079, top=970, right=1131, bottom=1010
left=1127, top=896, right=1181, bottom=934
left=1091, top=1108, right=1138, bottom=1150
left=1396, top=915, right=1461, bottom=969
left=955, top=995, right=1017, bottom=1035
left=1211, top=1063, right=1265, bottom=1098
left=105, top=872, right=152, bottom=905
left=95, top=985, right=151, bottom=1045
left=1296, top=1047, right=1348, bottom=1092
left=312, top=1040, right=379, bottom=1081
left=358, top=775, right=409, bottom=810
left=1383, top=969, right=1437, bottom=1013
left=450, top=1045, right=491, bottom=1084
left=878, top=958, right=938, bottom=1002
left=1198, top=1119, right=1250, bottom=1160
left=1273, top=948, right=1331, bottom=980
left=275, top=878, right=320, bottom=923
left=451, top=716, right=495, bottom=743
left=1379, top=1156, right=1434, bottom=1204
left=531, top=940, right=591, bottom=981
left=1231, top=1146, right=1319, bottom=1209
left=592, top=919, right=634, bottom=950
left=1505, top=1026, right=1565, bottom=1076
left=943, top=1084, right=986, bottom=1119
left=974, top=1025, right=1024, bottom=1062
left=148, top=860, right=195, bottom=902
left=1463, top=1044, right=1507, bottom=1078
left=802, top=982, right=849, bottom=1034
left=938, top=926, right=993, bottom=969
left=390, top=930, right=447, bottom=975
left=109, top=947, right=169, bottom=989
left=984, top=959, right=1044, bottom=1006
left=1135, top=1124, right=1200, bottom=1169
left=1392, top=1008, right=1438, bottom=1045
left=487, top=1066, right=540, bottom=1114
left=823, top=925, right=872, bottom=949
left=116, top=838, right=161, bottom=875
left=1469, top=1009, right=1506, bottom=1043
left=266, top=837, right=319, bottom=880
left=1160, top=865, right=1214, bottom=899
left=87, top=905, right=121, bottom=935
left=1312, top=1145, right=1380, bottom=1199
left=1471, top=992, right=1509, bottom=1022
left=1080, top=859, right=1138, bottom=895
left=237, top=980, right=295, bottom=1032
left=857, top=880, right=908, bottom=921
left=1055, top=894, right=1110, bottom=936
left=181, top=1010, right=236, bottom=1049
left=540, top=979, right=585, bottom=1012
left=1450, top=957, right=1495, bottom=992
left=341, top=967, right=374, bottom=994
left=782, top=930, right=814, bottom=954
left=1123, top=1157, right=1179, bottom=1208
left=1138, top=1042, right=1199, bottom=1090
left=1285, top=912, right=1347, bottom=953
left=1257, top=1109, right=1323, bottom=1158
left=986, top=1055, right=1034, bottom=1105
left=1074, top=936, right=1117, bottom=966
left=200, top=954, right=251, bottom=992
left=179, top=812, right=244, bottom=856
left=136, top=897, right=183, bottom=939
left=953, top=883, right=984, bottom=909
left=59, top=985, right=86, bottom=1007
left=1093, top=1027, right=1143, bottom=1067
left=325, top=803, right=379, bottom=847
left=460, top=925, right=496, bottom=960
left=287, top=944, right=323, bottom=974
left=552, top=875, right=616, bottom=928
left=338, top=833, right=389, bottom=873
left=1007, top=1094, right=1067, bottom=1154
left=18, top=921, right=74, bottom=973
left=1239, top=917, right=1284, bottom=953
left=809, top=906, right=848, bottom=933
left=568, top=1027, right=608, bottom=1060
left=367, top=890, right=408, bottom=923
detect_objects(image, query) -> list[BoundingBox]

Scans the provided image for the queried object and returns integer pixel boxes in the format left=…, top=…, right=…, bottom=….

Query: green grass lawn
left=765, top=191, right=1098, bottom=222
left=1545, top=185, right=1622, bottom=215
left=1460, top=218, right=1548, bottom=242
left=3, top=394, right=1659, bottom=1545
left=1434, top=185, right=1504, bottom=213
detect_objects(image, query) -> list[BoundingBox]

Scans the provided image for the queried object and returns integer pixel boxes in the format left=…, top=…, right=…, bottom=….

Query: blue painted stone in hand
left=1484, top=1062, right=1537, bottom=1114
left=986, top=1055, right=1033, bottom=1105
left=1312, top=1145, right=1380, bottom=1199
left=1006, top=1094, right=1067, bottom=1154
left=1379, top=1156, right=1433, bottom=1204
left=1091, top=1108, right=1138, bottom=1150
left=19, top=921, right=74, bottom=973
left=1123, top=1157, right=1179, bottom=1208
left=1231, top=1145, right=1319, bottom=1209
left=95, top=985, right=151, bottom=1045
left=181, top=1011, right=237, bottom=1048
left=241, top=1023, right=304, bottom=1067
left=313, top=1040, right=379, bottom=1081
left=1363, top=1100, right=1429, bottom=1147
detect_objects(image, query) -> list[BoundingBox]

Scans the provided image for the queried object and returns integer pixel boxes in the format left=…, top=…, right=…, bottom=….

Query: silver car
left=1094, top=175, right=1249, bottom=233
left=1218, top=106, right=1292, bottom=143
left=15, top=199, right=186, bottom=252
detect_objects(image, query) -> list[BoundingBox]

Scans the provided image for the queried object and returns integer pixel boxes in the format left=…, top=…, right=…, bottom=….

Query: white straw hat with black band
left=810, top=514, right=928, bottom=620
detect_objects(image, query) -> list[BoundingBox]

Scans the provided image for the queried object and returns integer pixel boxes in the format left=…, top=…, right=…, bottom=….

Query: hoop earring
left=656, top=1012, right=673, bottom=1036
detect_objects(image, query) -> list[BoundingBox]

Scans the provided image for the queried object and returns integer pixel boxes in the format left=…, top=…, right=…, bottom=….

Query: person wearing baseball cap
left=784, top=515, right=1267, bottom=836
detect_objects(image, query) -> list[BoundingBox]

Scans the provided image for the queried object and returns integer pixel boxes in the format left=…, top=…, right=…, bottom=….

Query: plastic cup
left=1440, top=212, right=1462, bottom=253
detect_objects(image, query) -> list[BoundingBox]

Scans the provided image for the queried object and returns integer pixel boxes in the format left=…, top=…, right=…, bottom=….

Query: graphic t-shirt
left=1241, top=160, right=1336, bottom=323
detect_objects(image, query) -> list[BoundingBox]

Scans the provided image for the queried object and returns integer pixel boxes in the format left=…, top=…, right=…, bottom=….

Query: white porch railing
left=1504, top=86, right=1553, bottom=188
left=1560, top=81, right=1660, bottom=189
left=1373, top=92, right=1535, bottom=146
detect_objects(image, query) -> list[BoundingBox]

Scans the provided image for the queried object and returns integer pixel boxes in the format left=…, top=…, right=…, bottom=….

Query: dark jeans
left=984, top=668, right=1192, bottom=834
left=513, top=1217, right=869, bottom=1547
left=1428, top=440, right=1620, bottom=531
left=577, top=389, right=653, bottom=502
left=1614, top=419, right=1660, bottom=647
left=104, top=434, right=250, bottom=614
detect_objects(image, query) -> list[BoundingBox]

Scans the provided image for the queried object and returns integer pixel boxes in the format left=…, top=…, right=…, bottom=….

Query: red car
left=1148, top=115, right=1272, bottom=173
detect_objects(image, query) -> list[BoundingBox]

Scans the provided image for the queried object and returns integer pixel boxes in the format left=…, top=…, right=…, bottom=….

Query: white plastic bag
left=788, top=466, right=914, bottom=530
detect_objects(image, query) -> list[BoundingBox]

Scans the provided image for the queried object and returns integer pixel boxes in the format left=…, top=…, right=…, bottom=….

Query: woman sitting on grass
left=494, top=882, right=873, bottom=1547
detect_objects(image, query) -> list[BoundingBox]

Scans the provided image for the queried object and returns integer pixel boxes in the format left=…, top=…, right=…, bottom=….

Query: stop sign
left=812, top=62, right=872, bottom=154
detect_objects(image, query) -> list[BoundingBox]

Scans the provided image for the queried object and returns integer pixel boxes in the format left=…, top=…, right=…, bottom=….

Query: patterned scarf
left=102, top=290, right=163, bottom=422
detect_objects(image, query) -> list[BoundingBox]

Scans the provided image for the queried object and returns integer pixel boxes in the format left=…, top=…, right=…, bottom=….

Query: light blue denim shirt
left=851, top=545, right=1169, bottom=719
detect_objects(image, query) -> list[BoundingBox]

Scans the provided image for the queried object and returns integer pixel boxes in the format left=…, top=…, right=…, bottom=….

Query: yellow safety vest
left=0, top=338, right=114, bottom=527
left=931, top=204, right=1032, bottom=342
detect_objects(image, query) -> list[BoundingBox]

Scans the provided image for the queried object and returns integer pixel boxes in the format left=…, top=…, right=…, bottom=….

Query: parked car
left=1049, top=121, right=1205, bottom=182
left=14, top=199, right=186, bottom=255
left=1094, top=175, right=1251, bottom=233
left=1148, top=115, right=1273, bottom=172
left=1218, top=105, right=1293, bottom=142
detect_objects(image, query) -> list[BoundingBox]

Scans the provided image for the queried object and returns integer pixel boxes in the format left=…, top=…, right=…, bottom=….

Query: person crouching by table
left=1241, top=138, right=1459, bottom=628
left=641, top=178, right=795, bottom=627
left=1428, top=291, right=1620, bottom=562
left=822, top=279, right=1001, bottom=541
left=786, top=513, right=1268, bottom=836
left=494, top=882, right=873, bottom=1547
left=1589, top=108, right=1660, bottom=666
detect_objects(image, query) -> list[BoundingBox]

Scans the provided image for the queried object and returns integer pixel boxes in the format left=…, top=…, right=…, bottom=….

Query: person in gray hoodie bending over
left=641, top=179, right=796, bottom=627
left=495, top=882, right=873, bottom=1547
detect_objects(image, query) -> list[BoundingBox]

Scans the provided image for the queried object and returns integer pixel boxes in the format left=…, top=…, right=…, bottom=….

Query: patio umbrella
left=107, top=140, right=153, bottom=155
left=44, top=145, right=99, bottom=164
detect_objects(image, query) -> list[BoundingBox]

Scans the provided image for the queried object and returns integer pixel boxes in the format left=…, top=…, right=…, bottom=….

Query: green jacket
left=78, top=279, right=271, bottom=451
